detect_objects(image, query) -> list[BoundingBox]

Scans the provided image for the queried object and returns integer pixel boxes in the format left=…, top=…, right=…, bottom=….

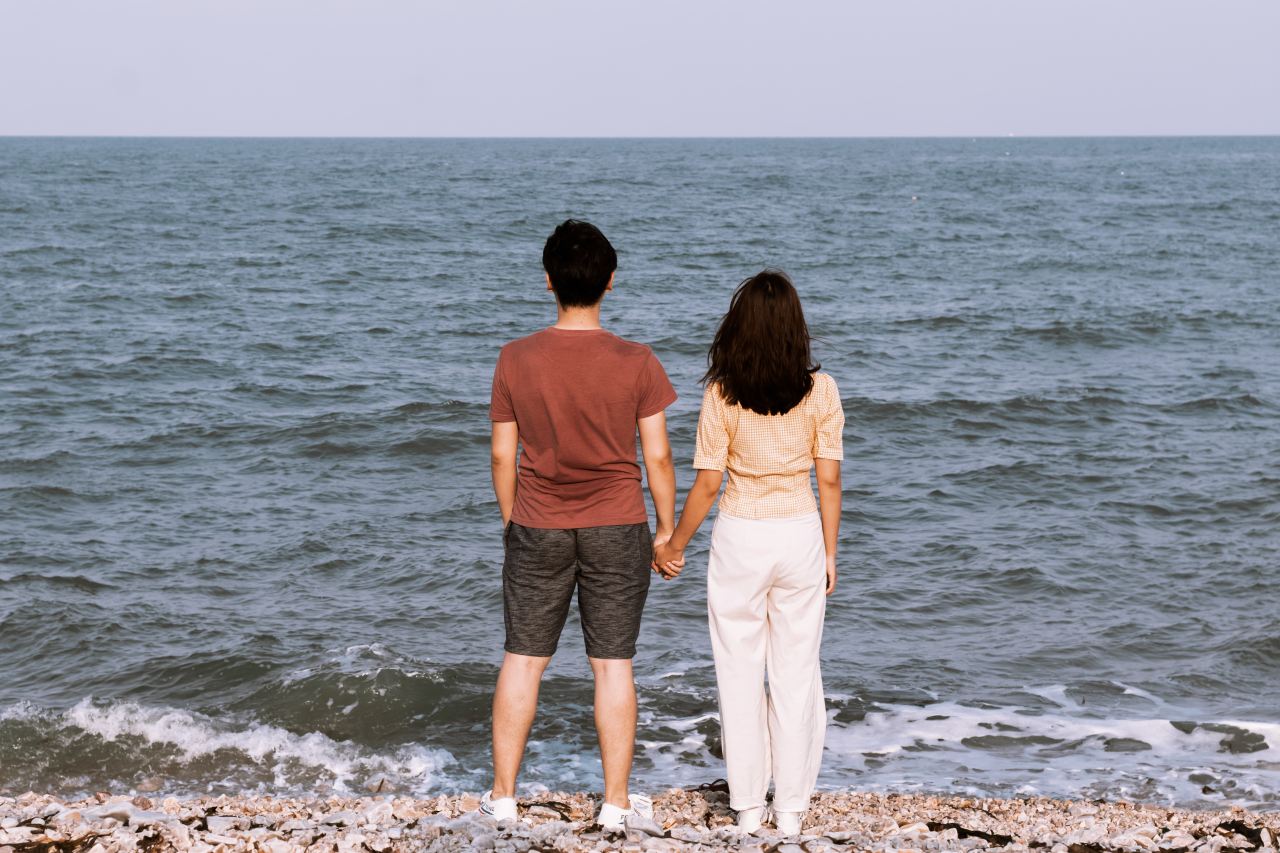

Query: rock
left=669, top=826, right=704, bottom=842
left=205, top=815, right=246, bottom=834
left=321, top=810, right=359, bottom=826
left=361, top=800, right=393, bottom=826
left=0, top=820, right=14, bottom=829
left=336, top=830, right=367, bottom=853
left=525, top=805, right=562, bottom=820
left=1065, top=827, right=1107, bottom=845
left=639, top=839, right=682, bottom=851
left=203, top=832, right=239, bottom=845
left=369, top=776, right=400, bottom=794
left=626, top=815, right=667, bottom=837
left=65, top=801, right=174, bottom=828
left=1162, top=831, right=1198, bottom=848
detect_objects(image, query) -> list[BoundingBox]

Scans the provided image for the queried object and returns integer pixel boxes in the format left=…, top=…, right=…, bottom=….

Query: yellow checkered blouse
left=693, top=372, right=845, bottom=519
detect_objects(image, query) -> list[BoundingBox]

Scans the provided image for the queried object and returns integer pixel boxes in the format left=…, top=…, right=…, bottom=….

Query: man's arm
left=637, top=411, right=676, bottom=543
left=491, top=421, right=519, bottom=526
left=815, top=458, right=842, bottom=595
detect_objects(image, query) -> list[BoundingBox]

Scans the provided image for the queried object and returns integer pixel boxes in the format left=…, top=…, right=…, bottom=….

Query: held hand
left=654, top=541, right=686, bottom=579
left=825, top=554, right=837, bottom=595
left=651, top=532, right=672, bottom=576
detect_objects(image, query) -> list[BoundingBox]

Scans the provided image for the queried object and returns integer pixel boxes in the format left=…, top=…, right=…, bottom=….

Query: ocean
left=1, top=137, right=1277, bottom=810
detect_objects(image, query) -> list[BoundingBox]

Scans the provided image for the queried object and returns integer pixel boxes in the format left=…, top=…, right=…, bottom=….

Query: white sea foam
left=822, top=700, right=1279, bottom=807
left=60, top=698, right=453, bottom=794
left=0, top=700, right=41, bottom=721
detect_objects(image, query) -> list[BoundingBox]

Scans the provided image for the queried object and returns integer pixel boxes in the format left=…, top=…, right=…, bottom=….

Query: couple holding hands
left=481, top=219, right=844, bottom=837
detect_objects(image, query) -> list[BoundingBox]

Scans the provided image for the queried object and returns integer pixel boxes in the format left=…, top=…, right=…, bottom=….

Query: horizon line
left=2, top=133, right=1279, bottom=141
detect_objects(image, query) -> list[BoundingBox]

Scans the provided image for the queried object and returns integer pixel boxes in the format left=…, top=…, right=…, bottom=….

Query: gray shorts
left=502, top=521, right=652, bottom=660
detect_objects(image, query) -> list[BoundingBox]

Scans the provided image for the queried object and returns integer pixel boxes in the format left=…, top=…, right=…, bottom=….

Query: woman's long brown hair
left=702, top=269, right=819, bottom=416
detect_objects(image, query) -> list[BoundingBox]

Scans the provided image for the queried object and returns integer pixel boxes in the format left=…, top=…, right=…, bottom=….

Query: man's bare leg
left=589, top=657, right=637, bottom=809
left=491, top=652, right=552, bottom=799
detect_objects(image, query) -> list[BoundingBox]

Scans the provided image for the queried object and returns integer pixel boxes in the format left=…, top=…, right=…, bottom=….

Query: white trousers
left=707, top=510, right=827, bottom=813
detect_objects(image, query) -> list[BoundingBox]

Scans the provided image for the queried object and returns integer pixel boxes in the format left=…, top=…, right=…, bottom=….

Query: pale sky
left=2, top=0, right=1277, bottom=137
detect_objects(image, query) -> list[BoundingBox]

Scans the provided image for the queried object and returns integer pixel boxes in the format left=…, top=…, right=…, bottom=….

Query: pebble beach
left=3, top=788, right=1277, bottom=853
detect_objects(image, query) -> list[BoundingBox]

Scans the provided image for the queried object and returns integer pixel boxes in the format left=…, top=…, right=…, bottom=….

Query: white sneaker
left=775, top=810, right=804, bottom=836
left=596, top=793, right=653, bottom=831
left=479, top=790, right=518, bottom=822
left=735, top=805, right=768, bottom=833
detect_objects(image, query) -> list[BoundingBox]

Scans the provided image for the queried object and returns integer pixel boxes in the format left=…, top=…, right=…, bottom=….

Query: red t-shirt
left=489, top=327, right=678, bottom=529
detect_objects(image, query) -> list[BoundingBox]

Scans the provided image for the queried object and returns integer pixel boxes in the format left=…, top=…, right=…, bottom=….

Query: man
left=482, top=219, right=677, bottom=830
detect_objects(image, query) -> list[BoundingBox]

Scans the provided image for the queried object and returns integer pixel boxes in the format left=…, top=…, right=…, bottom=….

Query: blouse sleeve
left=692, top=383, right=730, bottom=471
left=813, top=374, right=845, bottom=460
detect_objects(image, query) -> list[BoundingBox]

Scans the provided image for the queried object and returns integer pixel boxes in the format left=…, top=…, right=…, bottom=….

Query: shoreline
left=2, top=789, right=1277, bottom=852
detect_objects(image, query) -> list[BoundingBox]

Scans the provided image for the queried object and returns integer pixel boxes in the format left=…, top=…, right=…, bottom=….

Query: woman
left=655, top=269, right=843, bottom=837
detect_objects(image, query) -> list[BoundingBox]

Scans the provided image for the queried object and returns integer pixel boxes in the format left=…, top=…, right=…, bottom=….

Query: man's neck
left=553, top=304, right=604, bottom=330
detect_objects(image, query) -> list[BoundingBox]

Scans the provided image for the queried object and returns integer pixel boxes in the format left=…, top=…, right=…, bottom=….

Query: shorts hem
left=584, top=648, right=636, bottom=660
left=504, top=644, right=558, bottom=658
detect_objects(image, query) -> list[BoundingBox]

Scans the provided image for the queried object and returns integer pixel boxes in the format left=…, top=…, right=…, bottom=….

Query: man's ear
left=545, top=272, right=554, bottom=292
left=605, top=272, right=615, bottom=292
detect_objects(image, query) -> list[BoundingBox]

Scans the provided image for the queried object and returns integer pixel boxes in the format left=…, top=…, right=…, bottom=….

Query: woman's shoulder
left=812, top=372, right=839, bottom=396
left=807, top=373, right=841, bottom=410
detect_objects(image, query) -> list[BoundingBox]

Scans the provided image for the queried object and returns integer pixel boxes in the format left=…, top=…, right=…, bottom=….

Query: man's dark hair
left=542, top=219, right=617, bottom=308
left=703, top=269, right=819, bottom=416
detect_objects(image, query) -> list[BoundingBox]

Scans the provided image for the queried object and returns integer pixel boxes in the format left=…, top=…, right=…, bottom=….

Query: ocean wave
left=0, top=571, right=114, bottom=593
left=0, top=698, right=454, bottom=798
left=823, top=699, right=1280, bottom=808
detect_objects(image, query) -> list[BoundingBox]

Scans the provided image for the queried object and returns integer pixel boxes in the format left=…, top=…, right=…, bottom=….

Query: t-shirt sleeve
left=693, top=384, right=730, bottom=471
left=636, top=351, right=678, bottom=419
left=489, top=349, right=515, bottom=423
left=813, top=374, right=845, bottom=460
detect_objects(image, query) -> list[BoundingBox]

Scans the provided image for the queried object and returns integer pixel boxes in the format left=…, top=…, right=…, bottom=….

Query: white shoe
left=775, top=810, right=804, bottom=836
left=596, top=793, right=653, bottom=831
left=735, top=805, right=768, bottom=833
left=479, top=790, right=518, bottom=821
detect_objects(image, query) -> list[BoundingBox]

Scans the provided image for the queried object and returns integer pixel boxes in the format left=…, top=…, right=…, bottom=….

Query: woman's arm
left=653, top=468, right=724, bottom=577
left=815, top=458, right=842, bottom=594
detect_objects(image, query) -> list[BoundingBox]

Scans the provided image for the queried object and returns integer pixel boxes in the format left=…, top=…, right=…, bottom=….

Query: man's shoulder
left=603, top=332, right=660, bottom=360
left=498, top=329, right=551, bottom=358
